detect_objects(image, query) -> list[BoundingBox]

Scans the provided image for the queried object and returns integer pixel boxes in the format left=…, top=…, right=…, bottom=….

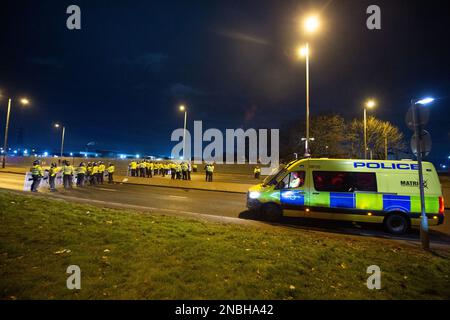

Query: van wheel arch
left=260, top=202, right=283, bottom=222
left=383, top=212, right=411, bottom=234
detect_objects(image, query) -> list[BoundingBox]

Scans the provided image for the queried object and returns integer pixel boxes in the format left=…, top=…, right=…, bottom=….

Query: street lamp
left=298, top=15, right=320, bottom=157
left=179, top=105, right=187, bottom=160
left=364, top=99, right=376, bottom=159
left=411, top=96, right=434, bottom=250
left=54, top=123, right=66, bottom=157
left=2, top=96, right=30, bottom=168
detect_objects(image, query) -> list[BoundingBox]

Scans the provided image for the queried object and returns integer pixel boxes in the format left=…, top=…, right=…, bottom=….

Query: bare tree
left=348, top=116, right=405, bottom=159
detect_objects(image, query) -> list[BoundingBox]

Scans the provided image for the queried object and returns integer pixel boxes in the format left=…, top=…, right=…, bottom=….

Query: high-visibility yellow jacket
left=78, top=166, right=87, bottom=174
left=31, top=165, right=44, bottom=176
left=62, top=165, right=74, bottom=175
left=107, top=165, right=115, bottom=173
left=130, top=162, right=137, bottom=169
left=254, top=167, right=261, bottom=173
left=98, top=164, right=106, bottom=173
left=49, top=166, right=59, bottom=177
left=87, top=166, right=93, bottom=175
left=92, top=166, right=99, bottom=175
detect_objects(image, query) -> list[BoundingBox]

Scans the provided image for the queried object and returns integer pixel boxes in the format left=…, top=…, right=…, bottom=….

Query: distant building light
left=119, top=154, right=126, bottom=159
left=23, top=149, right=28, bottom=155
left=43, top=152, right=49, bottom=157
left=70, top=152, right=73, bottom=156
left=135, top=154, right=140, bottom=159
left=13, top=150, right=17, bottom=154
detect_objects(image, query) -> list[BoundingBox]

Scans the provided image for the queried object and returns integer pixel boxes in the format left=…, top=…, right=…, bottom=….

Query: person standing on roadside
left=30, top=160, right=44, bottom=192
left=48, top=162, right=59, bottom=192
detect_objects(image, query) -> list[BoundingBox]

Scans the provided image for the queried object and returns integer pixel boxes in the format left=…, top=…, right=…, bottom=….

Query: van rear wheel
left=261, top=203, right=282, bottom=222
left=384, top=214, right=410, bottom=234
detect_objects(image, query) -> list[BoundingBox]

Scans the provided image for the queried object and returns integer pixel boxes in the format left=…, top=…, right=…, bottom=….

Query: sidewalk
left=0, top=167, right=252, bottom=194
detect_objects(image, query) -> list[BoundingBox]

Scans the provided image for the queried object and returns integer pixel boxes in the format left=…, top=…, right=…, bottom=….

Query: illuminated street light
left=416, top=97, right=434, bottom=105
left=2, top=96, right=30, bottom=168
left=410, top=96, right=435, bottom=250
left=303, top=16, right=320, bottom=33
left=363, top=99, right=376, bottom=159
left=54, top=123, right=66, bottom=157
left=179, top=105, right=187, bottom=160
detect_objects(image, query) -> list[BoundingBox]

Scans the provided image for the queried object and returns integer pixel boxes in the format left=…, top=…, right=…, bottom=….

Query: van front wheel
left=384, top=214, right=410, bottom=234
left=261, top=203, right=282, bottom=222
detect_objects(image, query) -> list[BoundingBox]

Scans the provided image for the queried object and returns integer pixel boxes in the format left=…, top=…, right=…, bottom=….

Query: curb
left=0, top=170, right=249, bottom=195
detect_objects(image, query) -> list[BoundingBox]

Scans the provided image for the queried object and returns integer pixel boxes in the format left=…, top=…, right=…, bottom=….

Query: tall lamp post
left=2, top=97, right=30, bottom=168
left=54, top=123, right=66, bottom=157
left=411, top=97, right=434, bottom=250
left=179, top=105, right=187, bottom=160
left=298, top=15, right=320, bottom=157
left=364, top=99, right=376, bottom=159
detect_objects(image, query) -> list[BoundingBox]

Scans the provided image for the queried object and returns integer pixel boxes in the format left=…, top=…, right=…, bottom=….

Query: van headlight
left=249, top=191, right=261, bottom=199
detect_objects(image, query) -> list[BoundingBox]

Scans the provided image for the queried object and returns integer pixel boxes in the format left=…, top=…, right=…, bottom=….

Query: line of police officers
left=128, top=160, right=216, bottom=182
left=30, top=159, right=115, bottom=192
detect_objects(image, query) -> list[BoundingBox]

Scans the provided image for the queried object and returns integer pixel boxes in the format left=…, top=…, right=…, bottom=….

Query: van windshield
left=262, top=166, right=287, bottom=187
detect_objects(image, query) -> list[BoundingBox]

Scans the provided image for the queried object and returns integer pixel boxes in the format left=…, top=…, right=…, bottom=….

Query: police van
left=247, top=158, right=445, bottom=234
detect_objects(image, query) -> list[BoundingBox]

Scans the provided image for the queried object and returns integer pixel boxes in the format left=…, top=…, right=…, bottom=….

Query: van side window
left=312, top=171, right=377, bottom=192
left=281, top=171, right=305, bottom=189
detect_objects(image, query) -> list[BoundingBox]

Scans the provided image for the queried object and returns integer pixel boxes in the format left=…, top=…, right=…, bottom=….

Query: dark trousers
left=108, top=172, right=114, bottom=183
left=206, top=172, right=213, bottom=182
left=49, top=175, right=56, bottom=191
left=31, top=175, right=41, bottom=192
left=182, top=170, right=187, bottom=180
left=63, top=174, right=72, bottom=189
left=77, top=173, right=85, bottom=187
left=176, top=172, right=181, bottom=180
left=188, top=171, right=191, bottom=180
left=90, top=175, right=97, bottom=185
left=255, top=172, right=260, bottom=179
left=131, top=169, right=136, bottom=177
left=171, top=171, right=176, bottom=179
left=98, top=172, right=104, bottom=184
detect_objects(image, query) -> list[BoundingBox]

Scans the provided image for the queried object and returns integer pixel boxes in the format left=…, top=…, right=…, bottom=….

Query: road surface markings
left=96, top=188, right=117, bottom=192
left=168, top=195, right=188, bottom=199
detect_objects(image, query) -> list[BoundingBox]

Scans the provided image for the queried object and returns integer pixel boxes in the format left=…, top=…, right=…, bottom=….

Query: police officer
left=62, top=160, right=74, bottom=189
left=254, top=166, right=261, bottom=179
left=130, top=160, right=137, bottom=177
left=171, top=162, right=176, bottom=179
left=181, top=162, right=188, bottom=180
left=98, top=161, right=106, bottom=184
left=48, top=162, right=59, bottom=192
left=86, top=162, right=93, bottom=184
left=91, top=162, right=99, bottom=185
left=107, top=163, right=115, bottom=183
left=206, top=163, right=214, bottom=182
left=139, top=161, right=146, bottom=177
left=175, top=162, right=182, bottom=179
left=30, top=160, right=44, bottom=192
left=77, top=162, right=87, bottom=187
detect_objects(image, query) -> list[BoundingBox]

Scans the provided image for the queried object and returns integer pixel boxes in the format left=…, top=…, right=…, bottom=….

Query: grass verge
left=0, top=189, right=449, bottom=299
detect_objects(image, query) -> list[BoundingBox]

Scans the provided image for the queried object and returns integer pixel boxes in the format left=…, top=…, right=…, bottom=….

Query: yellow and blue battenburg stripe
left=279, top=191, right=440, bottom=214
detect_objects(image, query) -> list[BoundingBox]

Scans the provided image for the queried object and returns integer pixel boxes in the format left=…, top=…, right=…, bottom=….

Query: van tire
left=384, top=213, right=410, bottom=235
left=261, top=203, right=282, bottom=222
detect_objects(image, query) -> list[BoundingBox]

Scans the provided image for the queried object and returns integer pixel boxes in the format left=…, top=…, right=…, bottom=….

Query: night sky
left=0, top=0, right=449, bottom=164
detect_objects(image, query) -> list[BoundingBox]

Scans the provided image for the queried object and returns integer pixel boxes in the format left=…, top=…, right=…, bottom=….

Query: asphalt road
left=1, top=172, right=449, bottom=246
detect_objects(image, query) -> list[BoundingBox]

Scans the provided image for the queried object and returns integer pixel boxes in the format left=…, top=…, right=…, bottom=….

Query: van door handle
left=312, top=192, right=320, bottom=195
